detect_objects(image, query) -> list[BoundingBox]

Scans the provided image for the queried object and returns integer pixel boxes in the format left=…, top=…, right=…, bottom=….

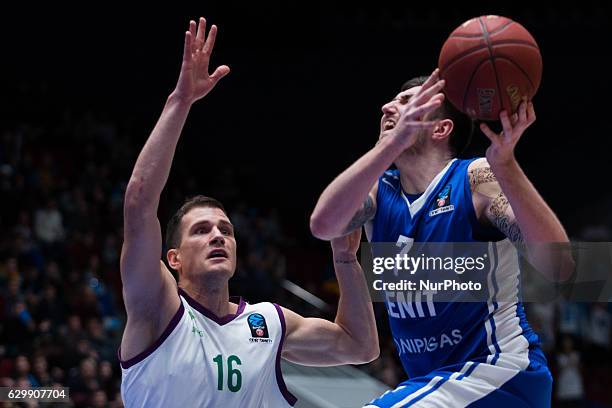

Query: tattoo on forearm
left=334, top=258, right=358, bottom=264
left=469, top=167, right=497, bottom=190
left=343, top=196, right=376, bottom=233
left=488, top=192, right=524, bottom=243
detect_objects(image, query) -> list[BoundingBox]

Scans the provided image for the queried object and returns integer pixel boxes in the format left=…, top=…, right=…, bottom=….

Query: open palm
left=174, top=17, right=230, bottom=104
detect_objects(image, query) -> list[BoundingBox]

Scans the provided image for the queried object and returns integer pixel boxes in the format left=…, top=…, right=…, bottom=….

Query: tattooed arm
left=469, top=161, right=524, bottom=243
left=343, top=186, right=378, bottom=241
left=469, top=158, right=573, bottom=280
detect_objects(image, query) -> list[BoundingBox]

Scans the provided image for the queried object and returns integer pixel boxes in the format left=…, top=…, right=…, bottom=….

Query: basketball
left=438, top=15, right=542, bottom=121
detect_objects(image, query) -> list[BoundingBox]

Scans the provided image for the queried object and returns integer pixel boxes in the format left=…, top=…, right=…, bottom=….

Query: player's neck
left=179, top=280, right=236, bottom=317
left=396, top=148, right=453, bottom=194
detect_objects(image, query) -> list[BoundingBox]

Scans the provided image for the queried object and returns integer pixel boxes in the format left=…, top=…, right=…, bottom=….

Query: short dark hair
left=401, top=76, right=474, bottom=156
left=165, top=195, right=227, bottom=250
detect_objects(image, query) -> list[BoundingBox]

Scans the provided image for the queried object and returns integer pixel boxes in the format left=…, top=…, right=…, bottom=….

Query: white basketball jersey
left=119, top=289, right=297, bottom=407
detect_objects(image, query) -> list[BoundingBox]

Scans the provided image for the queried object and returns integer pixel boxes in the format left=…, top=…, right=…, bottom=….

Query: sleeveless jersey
left=371, top=158, right=542, bottom=379
left=119, top=289, right=297, bottom=407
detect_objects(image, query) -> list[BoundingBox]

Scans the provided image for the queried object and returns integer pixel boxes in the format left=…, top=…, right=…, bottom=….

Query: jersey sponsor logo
left=429, top=184, right=454, bottom=217
left=393, top=329, right=463, bottom=355
left=247, top=313, right=272, bottom=343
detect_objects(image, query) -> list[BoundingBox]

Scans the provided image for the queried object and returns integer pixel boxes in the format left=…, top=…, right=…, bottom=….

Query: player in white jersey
left=118, top=17, right=379, bottom=407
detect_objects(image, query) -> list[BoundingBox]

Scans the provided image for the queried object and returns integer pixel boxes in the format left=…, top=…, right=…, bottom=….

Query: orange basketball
left=438, top=15, right=542, bottom=121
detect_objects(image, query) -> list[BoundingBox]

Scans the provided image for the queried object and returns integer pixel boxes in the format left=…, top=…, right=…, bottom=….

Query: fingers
left=402, top=120, right=439, bottom=130
left=518, top=100, right=527, bottom=124
left=414, top=121, right=439, bottom=129
left=405, top=94, right=444, bottom=120
left=500, top=110, right=513, bottom=138
left=189, top=20, right=197, bottom=53
left=515, top=100, right=537, bottom=127
left=510, top=112, right=519, bottom=126
left=527, top=101, right=536, bottom=123
left=195, top=17, right=206, bottom=50
left=183, top=17, right=221, bottom=66
left=418, top=68, right=440, bottom=94
left=479, top=122, right=501, bottom=144
left=202, top=25, right=218, bottom=55
left=210, top=65, right=231, bottom=83
left=411, top=79, right=445, bottom=107
left=183, top=31, right=193, bottom=62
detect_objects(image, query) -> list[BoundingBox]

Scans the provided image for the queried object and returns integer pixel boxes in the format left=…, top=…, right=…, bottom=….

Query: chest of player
left=120, top=298, right=293, bottom=407
left=383, top=183, right=473, bottom=243
left=171, top=301, right=281, bottom=390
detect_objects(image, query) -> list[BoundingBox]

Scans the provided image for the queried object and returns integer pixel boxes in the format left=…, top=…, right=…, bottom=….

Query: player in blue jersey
left=310, top=69, right=573, bottom=407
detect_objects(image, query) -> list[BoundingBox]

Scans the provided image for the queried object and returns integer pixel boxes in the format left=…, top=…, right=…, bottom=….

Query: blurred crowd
left=1, top=106, right=611, bottom=408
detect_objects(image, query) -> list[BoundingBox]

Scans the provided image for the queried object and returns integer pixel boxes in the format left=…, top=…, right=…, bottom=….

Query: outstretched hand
left=480, top=101, right=536, bottom=169
left=173, top=17, right=230, bottom=104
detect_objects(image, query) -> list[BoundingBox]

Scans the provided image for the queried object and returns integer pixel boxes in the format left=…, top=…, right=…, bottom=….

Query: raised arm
left=281, top=229, right=379, bottom=366
left=310, top=69, right=445, bottom=240
left=474, top=101, right=574, bottom=281
left=120, top=18, right=230, bottom=360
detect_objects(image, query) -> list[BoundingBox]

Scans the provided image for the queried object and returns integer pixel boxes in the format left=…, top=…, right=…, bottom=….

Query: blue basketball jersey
left=371, top=158, right=542, bottom=379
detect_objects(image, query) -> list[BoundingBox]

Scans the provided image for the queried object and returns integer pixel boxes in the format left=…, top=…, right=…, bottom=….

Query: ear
left=432, top=118, right=454, bottom=141
left=167, top=249, right=181, bottom=271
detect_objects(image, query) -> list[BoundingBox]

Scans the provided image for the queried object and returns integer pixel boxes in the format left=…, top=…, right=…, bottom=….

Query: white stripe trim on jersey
left=484, top=242, right=500, bottom=363
left=391, top=375, right=446, bottom=408
left=489, top=240, right=530, bottom=367
left=448, top=361, right=475, bottom=381
left=415, top=361, right=521, bottom=407
left=381, top=177, right=398, bottom=191
left=402, top=159, right=457, bottom=218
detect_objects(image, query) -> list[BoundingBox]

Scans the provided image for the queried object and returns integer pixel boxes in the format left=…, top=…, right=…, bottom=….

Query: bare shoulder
left=467, top=157, right=489, bottom=172
left=468, top=158, right=498, bottom=193
left=279, top=305, right=301, bottom=334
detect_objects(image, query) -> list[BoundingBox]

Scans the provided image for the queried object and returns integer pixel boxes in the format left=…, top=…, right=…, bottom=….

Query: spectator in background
left=556, top=336, right=585, bottom=408
left=588, top=303, right=610, bottom=350
left=98, top=360, right=117, bottom=398
left=34, top=199, right=65, bottom=245
left=31, top=355, right=50, bottom=386
left=91, top=389, right=108, bottom=407
left=13, top=355, right=36, bottom=386
left=68, top=357, right=100, bottom=405
left=559, top=301, right=588, bottom=339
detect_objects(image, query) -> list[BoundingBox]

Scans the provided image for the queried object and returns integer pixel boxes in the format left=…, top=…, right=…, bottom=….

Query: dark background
left=3, top=3, right=611, bottom=241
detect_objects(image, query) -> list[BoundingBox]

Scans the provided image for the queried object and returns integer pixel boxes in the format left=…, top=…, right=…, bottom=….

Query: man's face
left=378, top=86, right=430, bottom=148
left=175, top=206, right=237, bottom=280
left=379, top=86, right=420, bottom=137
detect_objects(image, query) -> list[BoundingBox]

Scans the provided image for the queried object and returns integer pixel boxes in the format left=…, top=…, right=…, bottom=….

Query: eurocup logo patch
left=429, top=185, right=455, bottom=217
left=436, top=185, right=451, bottom=207
left=247, top=313, right=269, bottom=338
